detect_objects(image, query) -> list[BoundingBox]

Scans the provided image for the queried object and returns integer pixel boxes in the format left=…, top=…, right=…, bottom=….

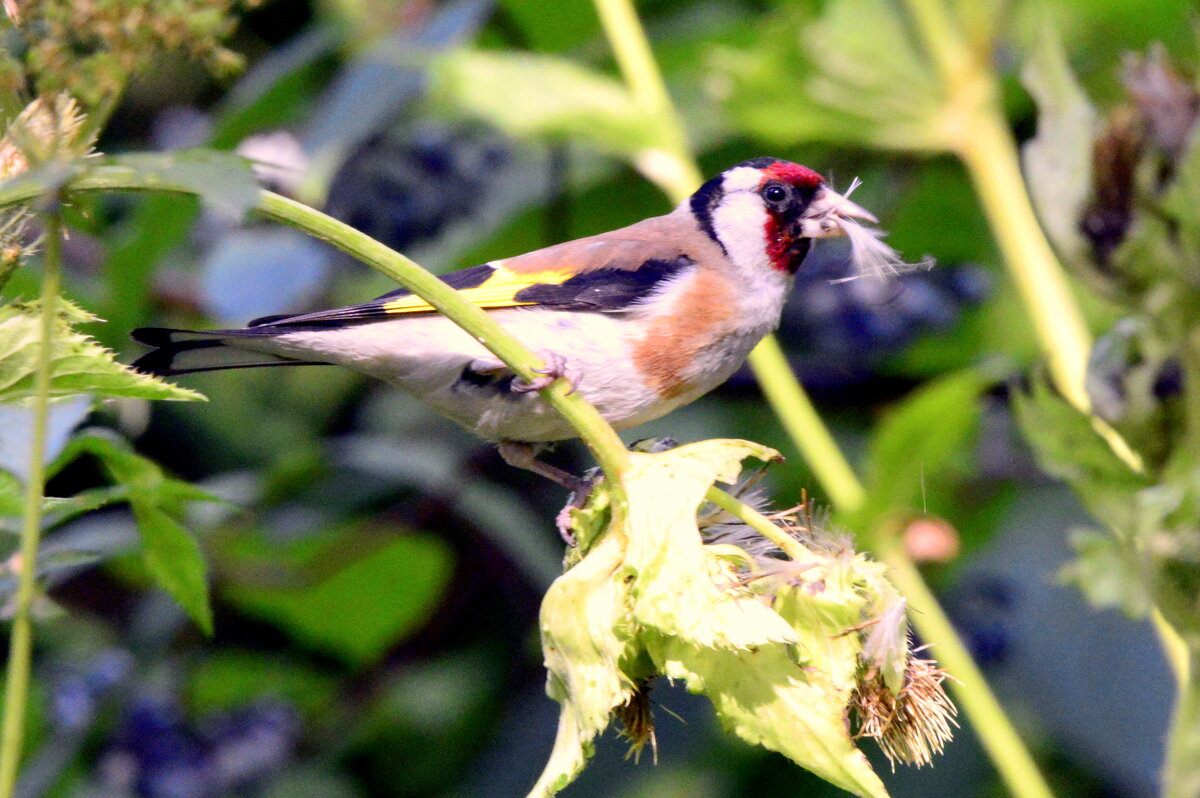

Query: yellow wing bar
left=380, top=266, right=570, bottom=314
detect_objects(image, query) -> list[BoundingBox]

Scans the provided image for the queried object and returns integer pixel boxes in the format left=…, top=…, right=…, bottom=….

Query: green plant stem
left=878, top=536, right=1054, bottom=798
left=746, top=337, right=867, bottom=511
left=959, top=113, right=1146, bottom=472
left=899, top=0, right=1188, bottom=695
left=1163, top=665, right=1200, bottom=798
left=957, top=113, right=1092, bottom=412
left=255, top=192, right=632, bottom=497
left=704, top=486, right=810, bottom=562
left=590, top=2, right=1057, bottom=796
left=0, top=214, right=61, bottom=798
left=0, top=172, right=632, bottom=517
left=590, top=0, right=702, bottom=203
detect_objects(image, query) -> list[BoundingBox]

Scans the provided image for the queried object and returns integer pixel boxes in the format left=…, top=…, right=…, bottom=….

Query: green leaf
left=428, top=50, right=669, bottom=160
left=1059, top=528, right=1152, bottom=617
left=187, top=650, right=339, bottom=718
left=102, top=150, right=260, bottom=222
left=529, top=529, right=637, bottom=798
left=623, top=440, right=796, bottom=649
left=0, top=469, right=20, bottom=517
left=1021, top=23, right=1097, bottom=267
left=41, top=484, right=131, bottom=529
left=0, top=299, right=204, bottom=404
left=860, top=369, right=991, bottom=524
left=710, top=0, right=945, bottom=150
left=647, top=634, right=887, bottom=798
left=63, top=432, right=217, bottom=630
left=1012, top=375, right=1151, bottom=531
left=69, top=432, right=222, bottom=509
left=130, top=499, right=213, bottom=634
left=223, top=531, right=453, bottom=666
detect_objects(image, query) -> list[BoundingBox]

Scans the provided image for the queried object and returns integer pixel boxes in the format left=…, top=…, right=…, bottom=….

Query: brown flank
left=631, top=269, right=737, bottom=399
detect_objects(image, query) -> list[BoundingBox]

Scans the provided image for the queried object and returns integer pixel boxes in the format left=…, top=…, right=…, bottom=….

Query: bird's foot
left=511, top=351, right=576, bottom=395
left=555, top=469, right=600, bottom=545
left=497, top=441, right=591, bottom=546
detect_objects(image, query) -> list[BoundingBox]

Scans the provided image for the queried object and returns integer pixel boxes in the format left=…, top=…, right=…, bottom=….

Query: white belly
left=249, top=308, right=687, bottom=442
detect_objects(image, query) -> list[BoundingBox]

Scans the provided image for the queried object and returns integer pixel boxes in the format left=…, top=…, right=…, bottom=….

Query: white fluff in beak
left=803, top=178, right=933, bottom=281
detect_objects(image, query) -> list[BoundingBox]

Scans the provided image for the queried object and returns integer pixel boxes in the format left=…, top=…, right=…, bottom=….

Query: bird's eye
left=763, top=184, right=789, bottom=204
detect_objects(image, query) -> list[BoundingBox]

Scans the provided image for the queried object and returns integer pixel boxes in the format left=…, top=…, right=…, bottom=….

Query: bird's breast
left=629, top=268, right=775, bottom=400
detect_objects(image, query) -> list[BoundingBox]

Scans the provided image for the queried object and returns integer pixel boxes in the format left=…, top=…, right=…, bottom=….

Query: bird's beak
left=797, top=183, right=878, bottom=239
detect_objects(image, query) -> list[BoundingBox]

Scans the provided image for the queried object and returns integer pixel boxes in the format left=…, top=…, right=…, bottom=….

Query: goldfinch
left=133, top=157, right=877, bottom=485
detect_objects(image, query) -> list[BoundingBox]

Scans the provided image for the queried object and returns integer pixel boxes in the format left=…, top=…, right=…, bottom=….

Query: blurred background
left=2, top=0, right=1198, bottom=796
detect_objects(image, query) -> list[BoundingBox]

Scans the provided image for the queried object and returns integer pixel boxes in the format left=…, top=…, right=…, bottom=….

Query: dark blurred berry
left=99, top=691, right=301, bottom=798
left=325, top=124, right=508, bottom=254
left=946, top=575, right=1017, bottom=667
left=203, top=701, right=299, bottom=791
left=769, top=242, right=991, bottom=391
left=108, top=695, right=209, bottom=798
left=1152, top=358, right=1183, bottom=400
left=51, top=675, right=96, bottom=732
left=49, top=649, right=135, bottom=733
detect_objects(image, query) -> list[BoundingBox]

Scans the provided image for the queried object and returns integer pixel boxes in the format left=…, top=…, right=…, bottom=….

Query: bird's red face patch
left=759, top=162, right=825, bottom=273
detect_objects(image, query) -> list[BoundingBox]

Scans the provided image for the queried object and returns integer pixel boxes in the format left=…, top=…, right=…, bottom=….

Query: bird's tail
left=131, top=327, right=315, bottom=377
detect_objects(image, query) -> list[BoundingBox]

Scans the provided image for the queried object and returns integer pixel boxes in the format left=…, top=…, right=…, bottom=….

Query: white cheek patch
left=710, top=190, right=770, bottom=273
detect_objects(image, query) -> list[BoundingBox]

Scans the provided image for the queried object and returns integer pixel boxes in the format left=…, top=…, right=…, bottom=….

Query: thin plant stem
left=878, top=536, right=1054, bottom=798
left=704, top=486, right=811, bottom=562
left=899, top=0, right=1187, bottom=692
left=588, top=1, right=1057, bottom=796
left=746, top=337, right=867, bottom=511
left=0, top=173, right=633, bottom=517
left=0, top=213, right=61, bottom=797
left=1162, top=666, right=1200, bottom=798
left=256, top=192, right=632, bottom=502
left=590, top=0, right=702, bottom=202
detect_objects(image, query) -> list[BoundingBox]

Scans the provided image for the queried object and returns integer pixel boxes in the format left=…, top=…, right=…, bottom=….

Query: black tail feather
left=130, top=326, right=322, bottom=377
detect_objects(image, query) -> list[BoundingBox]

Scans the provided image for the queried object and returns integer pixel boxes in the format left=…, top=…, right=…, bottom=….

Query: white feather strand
left=831, top=218, right=934, bottom=283
left=828, top=177, right=934, bottom=283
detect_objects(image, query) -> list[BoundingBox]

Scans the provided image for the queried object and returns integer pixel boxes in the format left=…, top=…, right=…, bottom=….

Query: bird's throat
left=764, top=215, right=811, bottom=274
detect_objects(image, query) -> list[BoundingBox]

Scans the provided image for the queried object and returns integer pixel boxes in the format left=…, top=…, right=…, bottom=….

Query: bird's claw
left=512, top=352, right=577, bottom=395
left=555, top=471, right=599, bottom=545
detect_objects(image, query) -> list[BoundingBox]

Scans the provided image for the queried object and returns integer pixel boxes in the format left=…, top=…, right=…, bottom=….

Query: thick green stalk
left=746, top=337, right=867, bottom=511
left=900, top=0, right=1187, bottom=695
left=879, top=538, right=1054, bottom=798
left=0, top=172, right=632, bottom=511
left=589, top=2, right=1056, bottom=796
left=0, top=214, right=61, bottom=797
left=590, top=0, right=702, bottom=202
left=1163, top=666, right=1200, bottom=798
left=255, top=193, right=632, bottom=494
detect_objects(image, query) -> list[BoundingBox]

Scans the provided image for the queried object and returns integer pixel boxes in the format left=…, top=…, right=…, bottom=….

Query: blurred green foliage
left=1, top=0, right=1199, bottom=797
